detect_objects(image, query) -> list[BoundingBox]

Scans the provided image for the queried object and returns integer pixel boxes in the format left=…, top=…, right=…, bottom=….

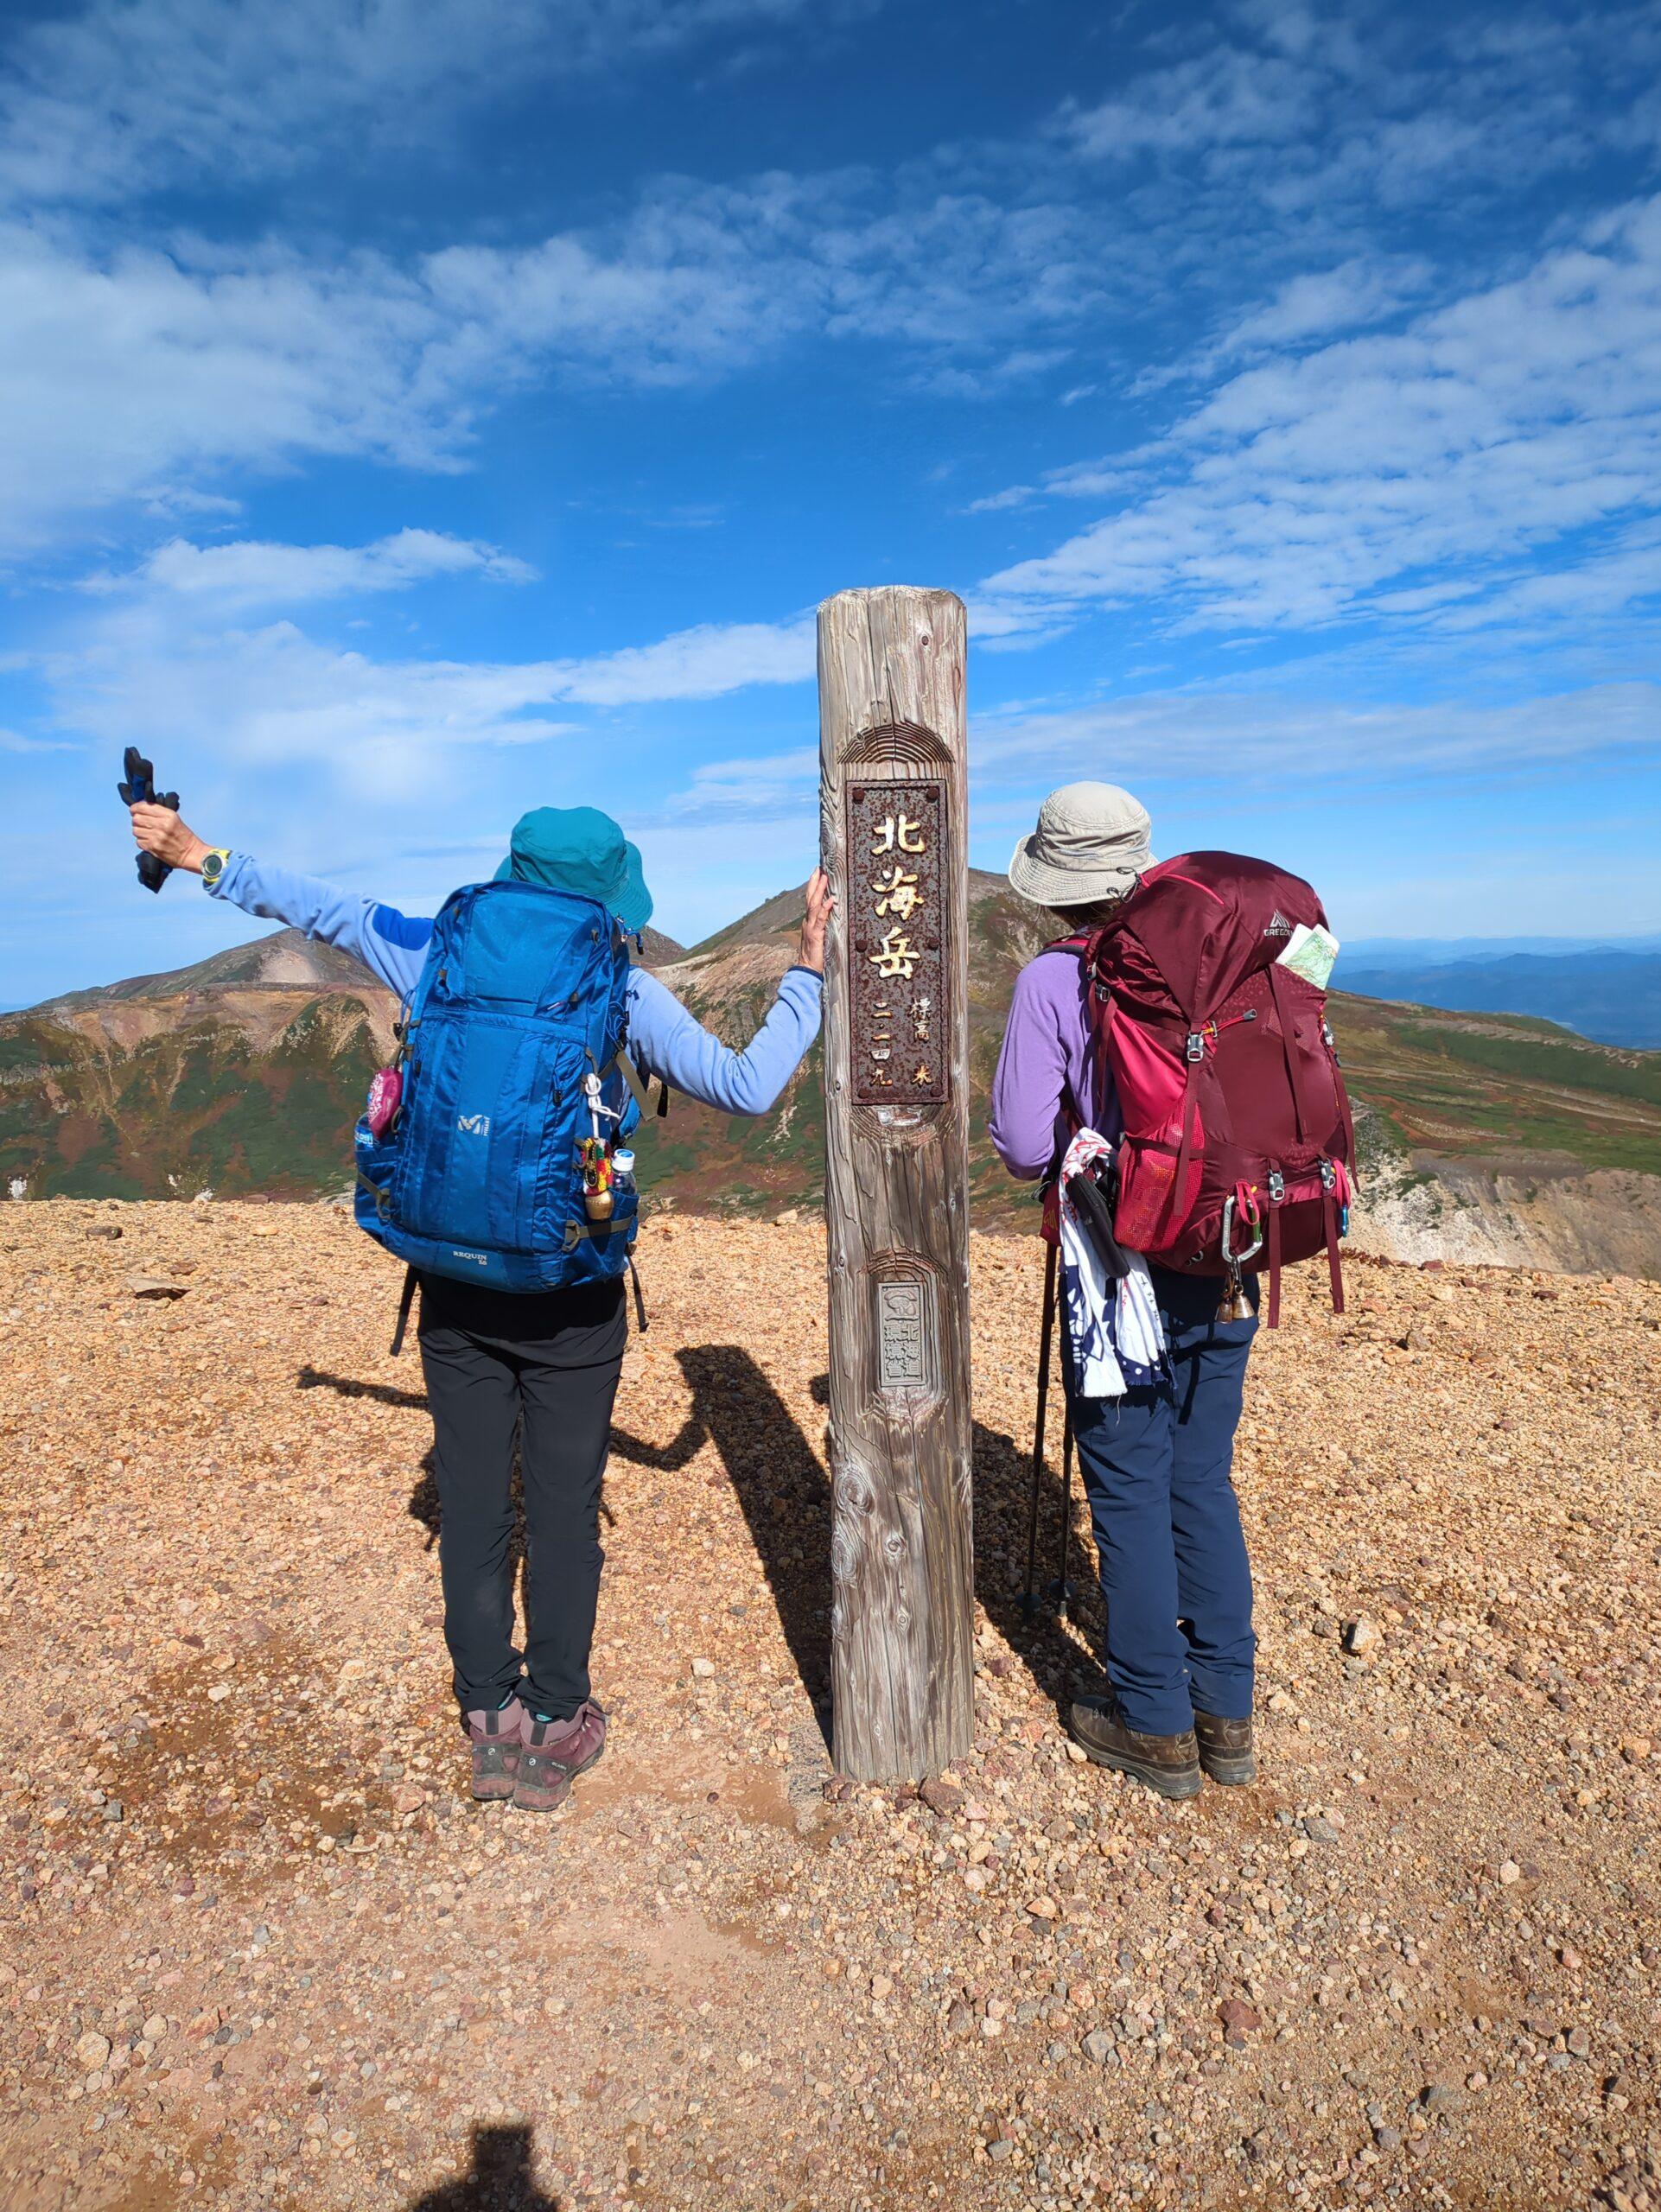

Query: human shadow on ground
left=797, top=1373, right=1100, bottom=1727
left=608, top=1347, right=1095, bottom=1741
left=298, top=1363, right=428, bottom=1412
left=296, top=1366, right=442, bottom=1548
left=609, top=1345, right=835, bottom=1738
left=298, top=1344, right=1098, bottom=1726
left=958, top=1390, right=1104, bottom=1725
left=404, top=2125, right=557, bottom=2210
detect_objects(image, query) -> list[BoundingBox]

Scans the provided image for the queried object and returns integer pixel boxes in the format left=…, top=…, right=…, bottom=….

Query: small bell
left=1219, top=1262, right=1251, bottom=1325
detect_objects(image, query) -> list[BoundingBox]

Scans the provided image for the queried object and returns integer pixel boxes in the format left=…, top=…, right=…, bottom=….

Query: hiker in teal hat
left=131, top=791, right=833, bottom=1809
left=493, top=805, right=655, bottom=934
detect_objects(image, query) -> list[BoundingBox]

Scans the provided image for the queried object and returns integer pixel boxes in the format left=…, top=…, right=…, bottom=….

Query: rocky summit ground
left=1, top=1203, right=1658, bottom=2212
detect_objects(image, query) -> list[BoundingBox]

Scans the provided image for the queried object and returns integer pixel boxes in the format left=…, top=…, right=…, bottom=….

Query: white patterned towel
left=1058, top=1128, right=1167, bottom=1398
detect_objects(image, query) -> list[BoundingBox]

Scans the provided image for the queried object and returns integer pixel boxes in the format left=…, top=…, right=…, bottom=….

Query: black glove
left=118, top=746, right=181, bottom=894
left=1065, top=1154, right=1132, bottom=1280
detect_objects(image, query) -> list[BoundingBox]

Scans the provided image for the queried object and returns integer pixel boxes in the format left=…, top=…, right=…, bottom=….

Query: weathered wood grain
left=818, top=586, right=974, bottom=1783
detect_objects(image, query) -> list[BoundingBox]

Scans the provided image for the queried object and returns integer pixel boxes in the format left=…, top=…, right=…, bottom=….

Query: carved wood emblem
left=844, top=778, right=948, bottom=1108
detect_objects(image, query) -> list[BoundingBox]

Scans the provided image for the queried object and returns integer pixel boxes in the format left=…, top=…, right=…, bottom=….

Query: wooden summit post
left=818, top=586, right=974, bottom=1783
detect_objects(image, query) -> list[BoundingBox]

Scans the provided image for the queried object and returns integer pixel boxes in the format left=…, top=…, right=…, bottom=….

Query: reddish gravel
left=0, top=1200, right=1658, bottom=2211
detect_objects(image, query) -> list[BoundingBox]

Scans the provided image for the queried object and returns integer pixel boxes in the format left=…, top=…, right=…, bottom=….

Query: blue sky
left=3, top=0, right=1659, bottom=1004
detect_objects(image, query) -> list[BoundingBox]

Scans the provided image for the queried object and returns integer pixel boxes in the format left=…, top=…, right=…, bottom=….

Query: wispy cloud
left=0, top=171, right=1107, bottom=550
left=547, top=617, right=814, bottom=706
left=86, top=528, right=535, bottom=611
left=972, top=680, right=1661, bottom=787
left=36, top=602, right=818, bottom=797
left=981, top=194, right=1661, bottom=638
left=0, top=725, right=74, bottom=753
left=650, top=744, right=818, bottom=824
left=0, top=0, right=884, bottom=208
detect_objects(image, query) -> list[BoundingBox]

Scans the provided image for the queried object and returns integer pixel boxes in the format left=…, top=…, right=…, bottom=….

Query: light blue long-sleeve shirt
left=207, top=852, right=821, bottom=1116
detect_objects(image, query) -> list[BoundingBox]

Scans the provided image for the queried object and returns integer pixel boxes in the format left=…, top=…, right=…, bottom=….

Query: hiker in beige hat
left=1006, top=781, right=1156, bottom=914
left=990, top=781, right=1260, bottom=1803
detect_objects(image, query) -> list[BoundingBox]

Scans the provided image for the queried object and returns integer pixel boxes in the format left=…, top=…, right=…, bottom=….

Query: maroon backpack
left=1065, top=852, right=1356, bottom=1326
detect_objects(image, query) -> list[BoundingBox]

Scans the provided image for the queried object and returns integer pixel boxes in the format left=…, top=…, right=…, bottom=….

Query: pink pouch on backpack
left=366, top=1065, right=403, bottom=1140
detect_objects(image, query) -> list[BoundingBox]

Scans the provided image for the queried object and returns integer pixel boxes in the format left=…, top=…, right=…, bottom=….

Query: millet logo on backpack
left=456, top=1113, right=492, bottom=1135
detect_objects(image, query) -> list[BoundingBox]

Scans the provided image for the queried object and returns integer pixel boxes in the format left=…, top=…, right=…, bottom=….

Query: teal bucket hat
left=494, top=805, right=653, bottom=935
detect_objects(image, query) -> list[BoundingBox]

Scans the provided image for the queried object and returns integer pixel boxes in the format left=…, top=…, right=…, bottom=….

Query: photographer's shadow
left=406, top=2125, right=556, bottom=2210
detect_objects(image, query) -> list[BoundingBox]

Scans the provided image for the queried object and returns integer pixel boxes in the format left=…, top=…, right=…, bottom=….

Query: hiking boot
left=512, top=1699, right=608, bottom=1814
left=1193, top=1709, right=1257, bottom=1786
left=1066, top=1694, right=1201, bottom=1802
left=464, top=1696, right=525, bottom=1802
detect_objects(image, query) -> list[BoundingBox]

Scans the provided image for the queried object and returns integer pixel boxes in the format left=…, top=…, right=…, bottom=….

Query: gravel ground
left=0, top=1201, right=1658, bottom=2212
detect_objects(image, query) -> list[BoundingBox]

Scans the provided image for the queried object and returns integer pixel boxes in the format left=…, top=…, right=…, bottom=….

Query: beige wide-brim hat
left=1008, top=780, right=1155, bottom=908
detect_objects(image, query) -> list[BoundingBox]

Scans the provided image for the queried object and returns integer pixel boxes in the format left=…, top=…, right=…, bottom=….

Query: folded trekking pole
left=1022, top=1238, right=1060, bottom=1618
left=1052, top=1302, right=1078, bottom=1620
left=117, top=747, right=181, bottom=893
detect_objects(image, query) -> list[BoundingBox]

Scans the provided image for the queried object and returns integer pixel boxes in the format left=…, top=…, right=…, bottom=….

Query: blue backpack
left=353, top=880, right=643, bottom=1316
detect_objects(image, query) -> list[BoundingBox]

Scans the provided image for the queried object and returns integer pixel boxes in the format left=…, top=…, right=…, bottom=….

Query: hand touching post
left=798, top=867, right=836, bottom=974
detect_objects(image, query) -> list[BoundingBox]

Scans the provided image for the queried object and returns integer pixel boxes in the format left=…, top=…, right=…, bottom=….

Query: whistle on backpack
left=116, top=746, right=181, bottom=894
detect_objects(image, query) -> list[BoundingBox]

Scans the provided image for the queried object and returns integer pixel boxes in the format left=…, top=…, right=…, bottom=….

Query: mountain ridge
left=3, top=886, right=1658, bottom=1273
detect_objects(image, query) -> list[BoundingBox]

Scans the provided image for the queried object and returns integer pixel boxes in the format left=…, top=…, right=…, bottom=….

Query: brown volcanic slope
left=0, top=923, right=682, bottom=1203
left=3, top=887, right=1659, bottom=1271
left=632, top=876, right=1661, bottom=1272
left=0, top=1204, right=1657, bottom=2209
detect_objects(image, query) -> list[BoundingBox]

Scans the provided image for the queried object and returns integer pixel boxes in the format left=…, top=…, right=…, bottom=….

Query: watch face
left=202, top=850, right=225, bottom=880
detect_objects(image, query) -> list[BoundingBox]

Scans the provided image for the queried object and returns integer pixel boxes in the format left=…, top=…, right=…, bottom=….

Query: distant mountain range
left=3, top=887, right=1659, bottom=1274
left=1343, top=931, right=1661, bottom=965
left=1339, top=949, right=1661, bottom=1049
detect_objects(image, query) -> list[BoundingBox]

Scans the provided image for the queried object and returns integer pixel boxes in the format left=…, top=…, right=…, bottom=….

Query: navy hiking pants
left=1068, top=1268, right=1257, bottom=1737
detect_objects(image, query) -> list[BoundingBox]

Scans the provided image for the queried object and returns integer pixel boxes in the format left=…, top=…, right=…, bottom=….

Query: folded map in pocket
left=1276, top=921, right=1340, bottom=990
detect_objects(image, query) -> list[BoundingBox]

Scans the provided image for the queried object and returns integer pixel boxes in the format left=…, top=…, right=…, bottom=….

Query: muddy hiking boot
left=513, top=1699, right=608, bottom=1814
left=464, top=1696, right=525, bottom=1802
left=1066, top=1694, right=1202, bottom=1802
left=1193, top=1709, right=1257, bottom=1786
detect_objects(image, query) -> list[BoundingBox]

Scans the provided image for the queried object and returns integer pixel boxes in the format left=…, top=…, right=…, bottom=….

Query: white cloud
left=651, top=745, right=818, bottom=824
left=549, top=618, right=815, bottom=706
left=0, top=725, right=73, bottom=753
left=0, top=0, right=880, bottom=208
left=89, top=529, right=536, bottom=611
left=0, top=224, right=442, bottom=550
left=981, top=194, right=1661, bottom=637
left=37, top=602, right=818, bottom=801
left=1210, top=254, right=1431, bottom=358
left=1060, top=46, right=1320, bottom=162
left=971, top=680, right=1661, bottom=787
left=0, top=166, right=1108, bottom=550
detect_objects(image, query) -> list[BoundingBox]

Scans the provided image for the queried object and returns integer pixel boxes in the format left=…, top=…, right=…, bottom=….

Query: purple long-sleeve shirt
left=989, top=945, right=1121, bottom=1181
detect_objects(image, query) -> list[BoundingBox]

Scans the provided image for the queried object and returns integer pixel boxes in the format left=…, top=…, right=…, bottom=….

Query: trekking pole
left=1021, top=1236, right=1060, bottom=1618
left=1052, top=1287, right=1077, bottom=1619
left=1054, top=1405, right=1076, bottom=1617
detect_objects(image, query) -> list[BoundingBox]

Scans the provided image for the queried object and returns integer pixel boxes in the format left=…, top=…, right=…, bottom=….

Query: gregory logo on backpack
left=456, top=1113, right=492, bottom=1135
left=1263, top=910, right=1293, bottom=937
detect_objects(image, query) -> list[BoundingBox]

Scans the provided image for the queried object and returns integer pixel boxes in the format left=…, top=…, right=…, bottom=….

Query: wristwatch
left=200, top=849, right=231, bottom=889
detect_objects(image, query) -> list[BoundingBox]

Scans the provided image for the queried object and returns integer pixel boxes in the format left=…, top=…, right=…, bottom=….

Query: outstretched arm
left=626, top=869, right=833, bottom=1116
left=129, top=803, right=432, bottom=1000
